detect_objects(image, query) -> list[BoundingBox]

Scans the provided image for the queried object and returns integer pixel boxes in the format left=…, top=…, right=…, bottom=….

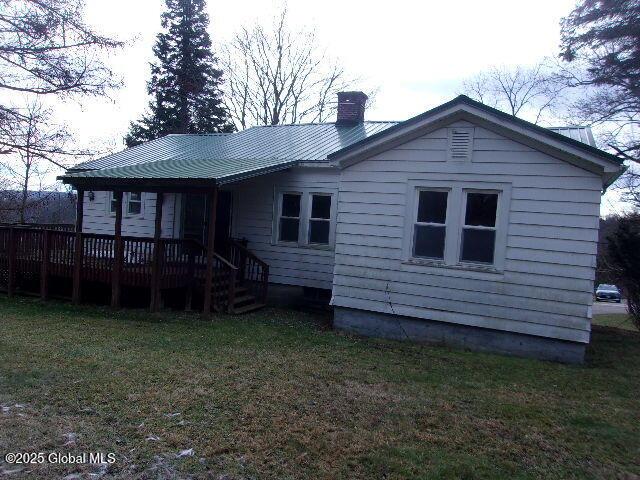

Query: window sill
left=306, top=243, right=333, bottom=251
left=403, top=258, right=502, bottom=275
left=272, top=241, right=334, bottom=251
left=109, top=213, right=144, bottom=219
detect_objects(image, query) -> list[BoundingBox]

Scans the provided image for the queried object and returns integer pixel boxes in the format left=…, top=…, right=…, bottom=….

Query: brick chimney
left=336, top=91, right=368, bottom=125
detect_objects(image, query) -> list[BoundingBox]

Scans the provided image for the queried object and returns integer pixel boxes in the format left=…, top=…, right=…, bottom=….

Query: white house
left=59, top=92, right=624, bottom=362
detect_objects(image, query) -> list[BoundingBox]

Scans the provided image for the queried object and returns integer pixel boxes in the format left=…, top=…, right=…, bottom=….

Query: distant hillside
left=0, top=190, right=76, bottom=224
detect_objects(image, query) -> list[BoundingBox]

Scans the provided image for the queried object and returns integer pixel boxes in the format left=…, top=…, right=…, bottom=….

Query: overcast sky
left=50, top=0, right=625, bottom=215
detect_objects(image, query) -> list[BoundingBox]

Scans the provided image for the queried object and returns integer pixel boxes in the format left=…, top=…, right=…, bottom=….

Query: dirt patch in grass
left=1, top=297, right=639, bottom=479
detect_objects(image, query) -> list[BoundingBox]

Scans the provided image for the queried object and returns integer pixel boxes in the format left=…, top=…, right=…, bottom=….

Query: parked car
left=595, top=284, right=622, bottom=303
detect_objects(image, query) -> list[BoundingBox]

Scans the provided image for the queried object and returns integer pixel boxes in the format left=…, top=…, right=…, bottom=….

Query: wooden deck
left=0, top=225, right=268, bottom=313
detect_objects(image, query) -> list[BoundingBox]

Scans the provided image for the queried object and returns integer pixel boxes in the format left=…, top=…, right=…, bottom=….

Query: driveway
left=593, top=300, right=628, bottom=315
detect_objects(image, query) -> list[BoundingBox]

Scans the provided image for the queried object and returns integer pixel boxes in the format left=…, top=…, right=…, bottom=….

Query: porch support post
left=72, top=189, right=84, bottom=304
left=150, top=192, right=164, bottom=312
left=202, top=186, right=218, bottom=317
left=7, top=227, right=15, bottom=297
left=40, top=229, right=51, bottom=300
left=111, top=190, right=124, bottom=308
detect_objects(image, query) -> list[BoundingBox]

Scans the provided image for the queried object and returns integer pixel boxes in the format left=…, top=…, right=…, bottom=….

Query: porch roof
left=59, top=122, right=398, bottom=189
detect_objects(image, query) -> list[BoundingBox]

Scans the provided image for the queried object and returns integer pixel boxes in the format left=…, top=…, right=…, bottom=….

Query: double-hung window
left=413, top=190, right=448, bottom=260
left=109, top=192, right=143, bottom=216
left=460, top=191, right=499, bottom=264
left=109, top=192, right=118, bottom=214
left=274, top=189, right=335, bottom=247
left=278, top=193, right=302, bottom=242
left=407, top=183, right=507, bottom=269
left=308, top=194, right=331, bottom=245
left=127, top=192, right=143, bottom=215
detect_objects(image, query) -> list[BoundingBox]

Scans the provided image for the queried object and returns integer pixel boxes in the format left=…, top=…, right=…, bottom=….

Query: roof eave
left=57, top=175, right=219, bottom=191
left=216, top=160, right=299, bottom=185
left=603, top=164, right=628, bottom=192
left=57, top=160, right=301, bottom=190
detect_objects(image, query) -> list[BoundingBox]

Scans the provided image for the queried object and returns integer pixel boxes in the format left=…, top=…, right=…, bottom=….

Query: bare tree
left=612, top=164, right=640, bottom=209
left=0, top=0, right=123, bottom=157
left=0, top=101, right=71, bottom=222
left=222, top=6, right=365, bottom=129
left=460, top=61, right=568, bottom=125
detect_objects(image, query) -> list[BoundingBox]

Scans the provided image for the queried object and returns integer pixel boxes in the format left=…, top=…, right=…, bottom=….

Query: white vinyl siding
left=232, top=167, right=339, bottom=289
left=332, top=120, right=602, bottom=344
left=83, top=191, right=178, bottom=238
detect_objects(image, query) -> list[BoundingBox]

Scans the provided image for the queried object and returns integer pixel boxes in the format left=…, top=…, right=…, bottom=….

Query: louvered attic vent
left=448, top=127, right=474, bottom=161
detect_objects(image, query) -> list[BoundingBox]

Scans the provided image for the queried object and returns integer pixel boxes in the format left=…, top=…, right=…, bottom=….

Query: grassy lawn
left=1, top=297, right=639, bottom=479
left=592, top=313, right=637, bottom=331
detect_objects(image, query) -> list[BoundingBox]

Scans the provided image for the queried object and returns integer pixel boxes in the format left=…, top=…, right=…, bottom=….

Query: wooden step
left=232, top=302, right=266, bottom=314
left=211, top=285, right=247, bottom=296
left=232, top=293, right=256, bottom=307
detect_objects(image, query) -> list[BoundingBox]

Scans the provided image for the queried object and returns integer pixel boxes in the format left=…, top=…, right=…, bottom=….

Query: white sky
left=48, top=0, right=626, bottom=215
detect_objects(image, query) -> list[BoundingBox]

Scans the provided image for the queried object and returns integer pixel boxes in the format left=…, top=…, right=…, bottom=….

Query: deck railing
left=0, top=222, right=74, bottom=231
left=0, top=226, right=241, bottom=312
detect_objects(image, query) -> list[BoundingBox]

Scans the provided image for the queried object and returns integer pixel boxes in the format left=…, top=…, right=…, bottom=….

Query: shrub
left=607, top=213, right=640, bottom=329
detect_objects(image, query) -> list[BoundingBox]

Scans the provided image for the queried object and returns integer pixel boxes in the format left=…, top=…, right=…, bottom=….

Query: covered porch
left=0, top=180, right=269, bottom=315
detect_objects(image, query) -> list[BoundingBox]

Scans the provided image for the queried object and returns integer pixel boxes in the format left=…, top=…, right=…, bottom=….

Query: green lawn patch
left=1, top=297, right=639, bottom=479
left=593, top=313, right=637, bottom=331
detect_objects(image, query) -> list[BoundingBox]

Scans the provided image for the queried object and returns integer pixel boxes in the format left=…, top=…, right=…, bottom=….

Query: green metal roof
left=62, top=122, right=397, bottom=186
left=61, top=96, right=622, bottom=189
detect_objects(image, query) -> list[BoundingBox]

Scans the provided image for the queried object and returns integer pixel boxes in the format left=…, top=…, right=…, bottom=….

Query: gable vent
left=448, top=127, right=474, bottom=161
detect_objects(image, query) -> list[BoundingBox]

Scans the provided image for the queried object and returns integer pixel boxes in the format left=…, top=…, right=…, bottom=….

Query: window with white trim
left=273, top=188, right=336, bottom=248
left=460, top=191, right=498, bottom=264
left=308, top=194, right=331, bottom=245
left=405, top=182, right=509, bottom=270
left=413, top=190, right=448, bottom=259
left=127, top=192, right=142, bottom=215
left=278, top=193, right=301, bottom=242
left=108, top=192, right=144, bottom=216
left=109, top=192, right=118, bottom=214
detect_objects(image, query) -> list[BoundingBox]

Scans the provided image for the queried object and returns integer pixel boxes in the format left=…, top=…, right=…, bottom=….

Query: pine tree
left=125, top=0, right=234, bottom=147
left=560, top=0, right=640, bottom=161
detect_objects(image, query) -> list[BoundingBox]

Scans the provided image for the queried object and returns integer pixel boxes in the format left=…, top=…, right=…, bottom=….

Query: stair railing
left=228, top=238, right=269, bottom=304
left=178, top=238, right=239, bottom=313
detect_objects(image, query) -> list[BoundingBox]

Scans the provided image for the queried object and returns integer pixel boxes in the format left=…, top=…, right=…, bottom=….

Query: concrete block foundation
left=333, top=307, right=586, bottom=364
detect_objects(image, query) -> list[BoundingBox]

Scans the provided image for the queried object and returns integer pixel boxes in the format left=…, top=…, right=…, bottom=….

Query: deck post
left=111, top=190, right=124, bottom=308
left=202, top=186, right=218, bottom=317
left=7, top=227, right=15, bottom=297
left=185, top=249, right=195, bottom=311
left=227, top=267, right=237, bottom=314
left=72, top=189, right=84, bottom=304
left=150, top=192, right=164, bottom=312
left=40, top=229, right=51, bottom=300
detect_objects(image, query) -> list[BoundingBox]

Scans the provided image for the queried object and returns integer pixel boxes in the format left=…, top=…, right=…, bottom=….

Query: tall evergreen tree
left=125, top=0, right=234, bottom=147
left=560, top=0, right=640, bottom=161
